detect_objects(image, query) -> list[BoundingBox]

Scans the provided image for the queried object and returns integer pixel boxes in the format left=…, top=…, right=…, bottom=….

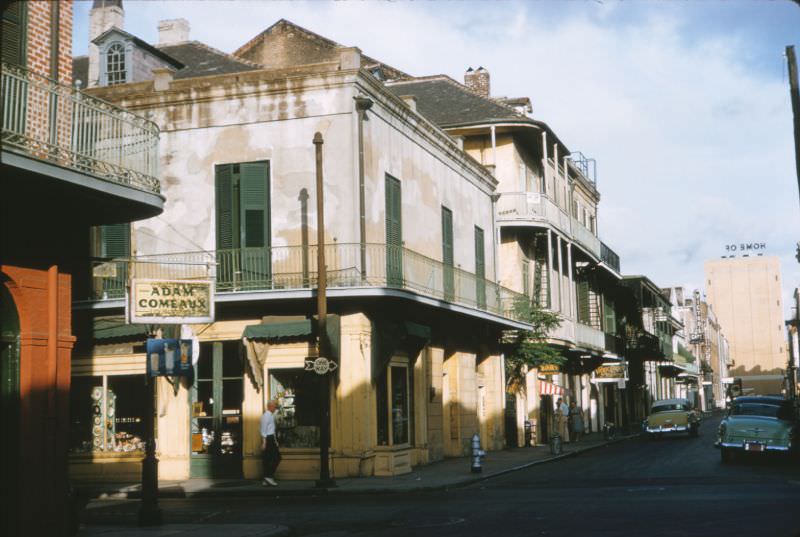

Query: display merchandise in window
left=269, top=369, right=321, bottom=448
left=69, top=375, right=145, bottom=453
left=376, top=362, right=412, bottom=446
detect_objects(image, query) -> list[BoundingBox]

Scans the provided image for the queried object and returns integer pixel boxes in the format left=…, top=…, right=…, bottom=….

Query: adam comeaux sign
left=130, top=279, right=214, bottom=324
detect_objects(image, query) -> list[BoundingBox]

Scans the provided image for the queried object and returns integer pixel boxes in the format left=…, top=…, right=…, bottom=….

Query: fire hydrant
left=471, top=433, right=485, bottom=473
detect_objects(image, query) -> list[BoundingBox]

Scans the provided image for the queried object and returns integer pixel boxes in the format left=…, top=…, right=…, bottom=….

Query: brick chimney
left=465, top=66, right=490, bottom=98
left=158, top=18, right=190, bottom=45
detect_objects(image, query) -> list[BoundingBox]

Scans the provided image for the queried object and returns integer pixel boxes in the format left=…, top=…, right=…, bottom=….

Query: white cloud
left=75, top=1, right=800, bottom=311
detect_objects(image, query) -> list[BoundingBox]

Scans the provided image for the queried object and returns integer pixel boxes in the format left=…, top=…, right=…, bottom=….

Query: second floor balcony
left=2, top=62, right=162, bottom=220
left=84, top=242, right=531, bottom=329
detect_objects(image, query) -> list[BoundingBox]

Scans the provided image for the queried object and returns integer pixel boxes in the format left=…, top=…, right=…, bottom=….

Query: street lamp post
left=138, top=332, right=161, bottom=526
left=313, top=131, right=336, bottom=488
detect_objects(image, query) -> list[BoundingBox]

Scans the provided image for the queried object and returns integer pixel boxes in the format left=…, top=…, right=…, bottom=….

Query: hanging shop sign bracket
left=305, top=357, right=338, bottom=375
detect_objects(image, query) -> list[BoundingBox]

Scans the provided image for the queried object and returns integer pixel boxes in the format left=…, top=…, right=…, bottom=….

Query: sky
left=73, top=0, right=800, bottom=314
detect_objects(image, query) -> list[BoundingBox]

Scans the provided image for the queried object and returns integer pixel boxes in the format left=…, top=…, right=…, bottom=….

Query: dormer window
left=106, top=42, right=126, bottom=85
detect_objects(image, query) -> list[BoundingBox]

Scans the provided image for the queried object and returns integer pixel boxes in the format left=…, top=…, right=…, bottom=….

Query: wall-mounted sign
left=592, top=363, right=628, bottom=383
left=537, top=363, right=561, bottom=374
left=146, top=338, right=193, bottom=377
left=130, top=279, right=214, bottom=324
left=724, top=242, right=766, bottom=254
left=305, top=357, right=338, bottom=375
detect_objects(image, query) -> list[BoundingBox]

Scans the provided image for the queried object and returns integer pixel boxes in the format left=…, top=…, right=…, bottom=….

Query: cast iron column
left=138, top=362, right=161, bottom=525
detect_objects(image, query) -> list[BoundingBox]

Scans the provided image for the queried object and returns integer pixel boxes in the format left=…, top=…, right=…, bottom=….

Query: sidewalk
left=78, top=432, right=634, bottom=501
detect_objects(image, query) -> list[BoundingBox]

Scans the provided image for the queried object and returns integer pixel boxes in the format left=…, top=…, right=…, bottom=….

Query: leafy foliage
left=504, top=297, right=563, bottom=394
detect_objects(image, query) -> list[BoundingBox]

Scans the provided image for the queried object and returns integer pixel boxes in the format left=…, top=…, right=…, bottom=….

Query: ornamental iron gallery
left=130, top=279, right=214, bottom=323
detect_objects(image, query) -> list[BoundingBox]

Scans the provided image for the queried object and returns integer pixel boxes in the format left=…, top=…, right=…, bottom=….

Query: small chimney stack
left=158, top=18, right=190, bottom=45
left=464, top=66, right=490, bottom=98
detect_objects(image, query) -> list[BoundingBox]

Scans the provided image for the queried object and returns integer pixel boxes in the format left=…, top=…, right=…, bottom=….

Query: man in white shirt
left=556, top=397, right=570, bottom=442
left=260, top=400, right=281, bottom=486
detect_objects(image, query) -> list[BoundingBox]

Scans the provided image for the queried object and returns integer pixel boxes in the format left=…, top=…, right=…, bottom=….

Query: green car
left=716, top=396, right=798, bottom=463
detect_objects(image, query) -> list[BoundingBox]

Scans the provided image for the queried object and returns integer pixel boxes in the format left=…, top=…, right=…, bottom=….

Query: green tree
left=504, top=297, right=563, bottom=394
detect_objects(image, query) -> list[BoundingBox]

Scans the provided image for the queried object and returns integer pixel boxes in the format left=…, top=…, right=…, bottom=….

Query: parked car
left=716, top=396, right=798, bottom=463
left=643, top=398, right=700, bottom=438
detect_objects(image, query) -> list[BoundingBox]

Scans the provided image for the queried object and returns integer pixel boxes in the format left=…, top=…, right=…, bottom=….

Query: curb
left=85, top=435, right=637, bottom=500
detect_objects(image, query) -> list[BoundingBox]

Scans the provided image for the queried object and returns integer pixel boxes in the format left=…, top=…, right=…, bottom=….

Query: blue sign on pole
left=146, top=339, right=193, bottom=377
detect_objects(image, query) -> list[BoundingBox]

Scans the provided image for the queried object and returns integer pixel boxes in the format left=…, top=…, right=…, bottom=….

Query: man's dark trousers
left=263, top=435, right=281, bottom=478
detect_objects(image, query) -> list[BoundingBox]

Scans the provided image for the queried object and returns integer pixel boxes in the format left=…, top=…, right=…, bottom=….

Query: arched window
left=106, top=43, right=126, bottom=85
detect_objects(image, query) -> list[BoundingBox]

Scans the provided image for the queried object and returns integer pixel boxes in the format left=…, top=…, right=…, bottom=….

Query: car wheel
left=721, top=447, right=733, bottom=464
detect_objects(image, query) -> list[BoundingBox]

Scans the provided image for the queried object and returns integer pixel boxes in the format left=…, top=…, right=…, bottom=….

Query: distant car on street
left=716, top=396, right=798, bottom=463
left=643, top=398, right=700, bottom=439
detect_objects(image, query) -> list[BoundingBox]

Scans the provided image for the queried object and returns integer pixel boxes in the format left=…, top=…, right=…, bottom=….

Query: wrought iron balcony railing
left=88, top=243, right=530, bottom=323
left=600, top=241, right=621, bottom=273
left=2, top=62, right=160, bottom=194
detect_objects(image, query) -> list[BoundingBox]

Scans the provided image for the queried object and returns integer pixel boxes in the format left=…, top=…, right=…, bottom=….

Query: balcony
left=547, top=317, right=575, bottom=344
left=496, top=192, right=571, bottom=236
left=575, top=321, right=605, bottom=350
left=600, top=242, right=621, bottom=273
left=86, top=243, right=531, bottom=327
left=2, top=63, right=162, bottom=219
left=569, top=217, right=601, bottom=259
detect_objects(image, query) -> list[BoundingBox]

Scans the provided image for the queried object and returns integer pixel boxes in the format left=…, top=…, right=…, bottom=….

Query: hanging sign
left=537, top=363, right=561, bottom=374
left=130, top=279, right=214, bottom=324
left=147, top=338, right=194, bottom=377
left=305, top=357, right=338, bottom=375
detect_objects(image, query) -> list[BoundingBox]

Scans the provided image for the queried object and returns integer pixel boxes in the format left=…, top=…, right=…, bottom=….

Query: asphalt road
left=84, top=416, right=800, bottom=537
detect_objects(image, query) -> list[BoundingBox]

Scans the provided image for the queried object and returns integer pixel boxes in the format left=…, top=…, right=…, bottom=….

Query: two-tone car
left=643, top=398, right=700, bottom=438
left=717, top=396, right=798, bottom=463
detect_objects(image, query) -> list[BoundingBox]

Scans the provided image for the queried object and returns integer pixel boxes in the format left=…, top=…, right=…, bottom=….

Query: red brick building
left=1, top=2, right=162, bottom=534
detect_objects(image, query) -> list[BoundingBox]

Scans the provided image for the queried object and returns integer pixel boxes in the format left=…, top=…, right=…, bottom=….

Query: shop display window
left=376, top=360, right=412, bottom=447
left=69, top=374, right=146, bottom=453
left=269, top=369, right=322, bottom=448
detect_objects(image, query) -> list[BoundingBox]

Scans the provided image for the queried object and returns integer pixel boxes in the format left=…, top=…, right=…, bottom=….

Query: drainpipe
left=354, top=96, right=373, bottom=283
left=491, top=192, right=500, bottom=294
left=553, top=143, right=559, bottom=206
left=490, top=125, right=497, bottom=169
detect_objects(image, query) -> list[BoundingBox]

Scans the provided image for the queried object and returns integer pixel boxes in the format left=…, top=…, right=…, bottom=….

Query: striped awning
left=540, top=380, right=566, bottom=396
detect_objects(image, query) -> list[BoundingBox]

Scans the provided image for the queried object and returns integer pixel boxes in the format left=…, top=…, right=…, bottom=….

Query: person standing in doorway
left=556, top=398, right=570, bottom=442
left=260, top=400, right=281, bottom=486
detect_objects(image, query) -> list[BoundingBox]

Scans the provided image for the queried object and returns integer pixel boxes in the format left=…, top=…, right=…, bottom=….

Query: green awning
left=243, top=315, right=340, bottom=360
left=93, top=318, right=149, bottom=341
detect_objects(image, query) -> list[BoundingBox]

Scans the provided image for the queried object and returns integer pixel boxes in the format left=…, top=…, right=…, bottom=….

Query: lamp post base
left=315, top=478, right=337, bottom=489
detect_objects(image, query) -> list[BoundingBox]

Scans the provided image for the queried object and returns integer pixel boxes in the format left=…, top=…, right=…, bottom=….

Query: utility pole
left=313, top=132, right=336, bottom=488
left=786, top=46, right=800, bottom=263
left=138, top=328, right=161, bottom=526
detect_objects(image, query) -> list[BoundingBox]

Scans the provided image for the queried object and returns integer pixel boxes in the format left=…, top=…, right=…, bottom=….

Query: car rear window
left=730, top=402, right=787, bottom=418
left=652, top=403, right=688, bottom=413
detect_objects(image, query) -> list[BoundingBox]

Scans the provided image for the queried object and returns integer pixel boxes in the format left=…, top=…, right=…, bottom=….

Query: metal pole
left=138, top=348, right=161, bottom=526
left=786, top=46, right=800, bottom=213
left=354, top=97, right=373, bottom=283
left=314, top=132, right=336, bottom=488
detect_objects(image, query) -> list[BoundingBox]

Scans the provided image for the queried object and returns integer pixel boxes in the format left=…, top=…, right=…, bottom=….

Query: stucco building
left=70, top=12, right=527, bottom=482
left=705, top=256, right=786, bottom=395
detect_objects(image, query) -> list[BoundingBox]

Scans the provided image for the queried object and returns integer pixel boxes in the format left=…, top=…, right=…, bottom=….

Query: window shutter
left=474, top=227, right=485, bottom=308
left=442, top=207, right=454, bottom=300
left=604, top=296, right=616, bottom=334
left=385, top=176, right=402, bottom=286
left=522, top=258, right=530, bottom=297
left=1, top=2, right=26, bottom=66
left=215, top=164, right=236, bottom=250
left=101, top=224, right=130, bottom=258
left=239, top=161, right=270, bottom=248
left=577, top=279, right=590, bottom=324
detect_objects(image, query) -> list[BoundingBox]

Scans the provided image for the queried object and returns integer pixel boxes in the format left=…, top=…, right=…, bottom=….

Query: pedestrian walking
left=556, top=397, right=570, bottom=442
left=569, top=401, right=584, bottom=442
left=260, top=399, right=281, bottom=487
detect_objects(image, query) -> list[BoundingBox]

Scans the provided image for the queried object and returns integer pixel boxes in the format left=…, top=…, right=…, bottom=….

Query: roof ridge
left=158, top=40, right=263, bottom=69
left=392, top=75, right=526, bottom=119
left=234, top=18, right=341, bottom=59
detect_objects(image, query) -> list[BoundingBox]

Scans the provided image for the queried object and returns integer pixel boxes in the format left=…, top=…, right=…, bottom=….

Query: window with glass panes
left=106, top=42, right=126, bottom=85
left=376, top=357, right=411, bottom=446
left=268, top=369, right=322, bottom=448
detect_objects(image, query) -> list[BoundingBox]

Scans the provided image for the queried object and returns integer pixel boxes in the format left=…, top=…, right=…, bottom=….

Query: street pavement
left=79, top=417, right=800, bottom=537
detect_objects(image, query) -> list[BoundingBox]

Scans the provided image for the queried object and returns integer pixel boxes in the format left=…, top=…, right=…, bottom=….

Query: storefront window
left=376, top=360, right=412, bottom=447
left=269, top=369, right=321, bottom=448
left=69, top=374, right=145, bottom=453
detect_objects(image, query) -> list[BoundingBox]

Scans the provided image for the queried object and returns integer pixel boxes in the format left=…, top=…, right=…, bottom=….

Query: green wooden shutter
left=215, top=164, right=237, bottom=250
left=1, top=2, right=26, bottom=66
left=239, top=161, right=270, bottom=288
left=474, top=226, right=485, bottom=309
left=604, top=296, right=616, bottom=334
left=522, top=258, right=530, bottom=297
left=577, top=279, right=590, bottom=324
left=385, top=176, right=402, bottom=286
left=101, top=224, right=130, bottom=258
left=442, top=207, right=454, bottom=301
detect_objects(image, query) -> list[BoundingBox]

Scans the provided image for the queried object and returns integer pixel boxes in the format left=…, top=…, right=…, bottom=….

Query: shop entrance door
left=190, top=341, right=244, bottom=478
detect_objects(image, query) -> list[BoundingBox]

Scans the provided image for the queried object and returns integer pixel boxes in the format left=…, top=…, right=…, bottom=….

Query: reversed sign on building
left=130, top=279, right=214, bottom=324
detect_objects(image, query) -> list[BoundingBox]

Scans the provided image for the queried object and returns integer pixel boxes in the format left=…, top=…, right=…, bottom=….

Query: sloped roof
left=158, top=41, right=260, bottom=79
left=386, top=76, right=524, bottom=127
